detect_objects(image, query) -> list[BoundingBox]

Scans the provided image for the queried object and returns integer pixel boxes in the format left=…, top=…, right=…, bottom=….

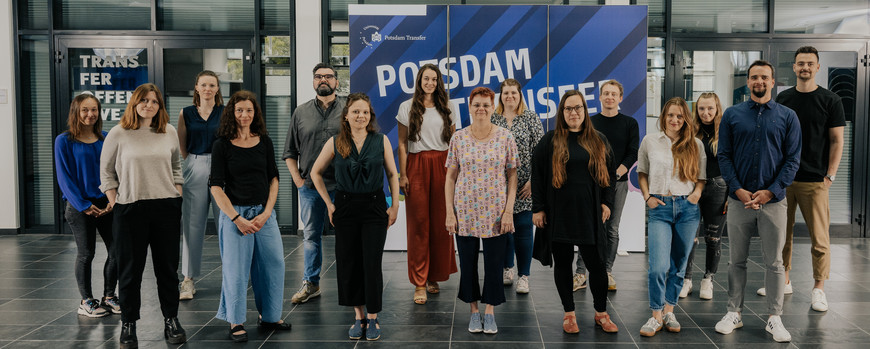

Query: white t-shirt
left=396, top=99, right=461, bottom=153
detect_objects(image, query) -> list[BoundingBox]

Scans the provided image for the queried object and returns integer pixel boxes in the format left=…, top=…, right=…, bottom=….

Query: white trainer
left=699, top=278, right=713, bottom=300
left=714, top=311, right=743, bottom=335
left=766, top=315, right=791, bottom=342
left=516, top=275, right=529, bottom=294
left=756, top=281, right=793, bottom=296
left=679, top=279, right=692, bottom=298
left=179, top=279, right=195, bottom=300
left=503, top=268, right=515, bottom=286
left=811, top=288, right=828, bottom=312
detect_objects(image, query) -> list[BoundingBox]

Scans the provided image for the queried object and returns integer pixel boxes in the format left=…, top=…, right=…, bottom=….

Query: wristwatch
left=825, top=174, right=836, bottom=182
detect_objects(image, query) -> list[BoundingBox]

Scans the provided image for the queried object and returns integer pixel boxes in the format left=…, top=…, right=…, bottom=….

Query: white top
left=100, top=124, right=183, bottom=205
left=396, top=99, right=461, bottom=153
left=637, top=132, right=706, bottom=196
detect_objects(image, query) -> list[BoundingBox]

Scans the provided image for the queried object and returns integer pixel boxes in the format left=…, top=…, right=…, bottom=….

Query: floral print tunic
left=491, top=110, right=545, bottom=213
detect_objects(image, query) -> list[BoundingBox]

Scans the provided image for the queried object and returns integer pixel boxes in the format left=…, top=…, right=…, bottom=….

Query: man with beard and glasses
left=756, top=46, right=845, bottom=313
left=283, top=63, right=346, bottom=304
left=714, top=60, right=801, bottom=343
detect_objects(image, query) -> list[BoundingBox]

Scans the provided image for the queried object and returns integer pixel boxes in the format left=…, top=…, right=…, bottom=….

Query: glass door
left=52, top=37, right=154, bottom=233
left=771, top=41, right=869, bottom=237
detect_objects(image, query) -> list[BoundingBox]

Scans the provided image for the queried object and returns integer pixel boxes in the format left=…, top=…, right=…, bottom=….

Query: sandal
left=563, top=314, right=579, bottom=334
left=426, top=281, right=440, bottom=294
left=594, top=313, right=619, bottom=333
left=414, top=286, right=427, bottom=304
left=229, top=324, right=248, bottom=342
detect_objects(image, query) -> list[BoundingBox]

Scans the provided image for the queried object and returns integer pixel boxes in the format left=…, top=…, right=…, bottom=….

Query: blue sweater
left=54, top=131, right=108, bottom=212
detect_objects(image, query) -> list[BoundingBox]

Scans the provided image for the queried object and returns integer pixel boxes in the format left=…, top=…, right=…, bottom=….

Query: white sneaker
left=503, top=268, right=515, bottom=286
left=699, top=278, right=713, bottom=300
left=572, top=273, right=587, bottom=291
left=811, top=288, right=828, bottom=312
left=714, top=311, right=743, bottom=334
left=179, top=279, right=195, bottom=300
left=757, top=281, right=793, bottom=296
left=607, top=272, right=617, bottom=291
left=679, top=279, right=692, bottom=298
left=516, top=275, right=529, bottom=294
left=766, top=315, right=791, bottom=342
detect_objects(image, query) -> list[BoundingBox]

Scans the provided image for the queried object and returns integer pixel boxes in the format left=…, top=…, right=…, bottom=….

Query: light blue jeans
left=298, top=185, right=335, bottom=285
left=216, top=205, right=284, bottom=324
left=503, top=211, right=534, bottom=276
left=647, top=195, right=700, bottom=311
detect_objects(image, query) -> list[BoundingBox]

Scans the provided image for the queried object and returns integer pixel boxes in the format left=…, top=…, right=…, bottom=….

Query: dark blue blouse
left=333, top=133, right=384, bottom=193
left=182, top=105, right=224, bottom=155
left=54, top=131, right=108, bottom=212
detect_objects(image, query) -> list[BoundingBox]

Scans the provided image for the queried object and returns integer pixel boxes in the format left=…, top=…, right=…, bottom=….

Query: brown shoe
left=426, top=281, right=440, bottom=294
left=594, top=313, right=619, bottom=333
left=562, top=314, right=579, bottom=334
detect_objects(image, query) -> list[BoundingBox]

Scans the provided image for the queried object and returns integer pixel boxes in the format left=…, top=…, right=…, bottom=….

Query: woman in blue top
left=310, top=93, right=400, bottom=341
left=54, top=93, right=119, bottom=318
left=176, top=70, right=224, bottom=300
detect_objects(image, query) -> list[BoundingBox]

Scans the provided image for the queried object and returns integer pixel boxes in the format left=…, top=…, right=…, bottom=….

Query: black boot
left=119, top=321, right=138, bottom=349
left=164, top=317, right=187, bottom=344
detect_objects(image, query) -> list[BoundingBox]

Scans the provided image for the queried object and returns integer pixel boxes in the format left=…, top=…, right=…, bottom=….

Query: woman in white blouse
left=636, top=97, right=706, bottom=338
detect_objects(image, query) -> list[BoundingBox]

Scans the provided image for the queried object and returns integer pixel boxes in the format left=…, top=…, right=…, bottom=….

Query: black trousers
left=553, top=242, right=607, bottom=312
left=456, top=233, right=508, bottom=306
left=113, top=197, right=182, bottom=322
left=66, top=198, right=117, bottom=300
left=333, top=191, right=388, bottom=313
left=685, top=177, right=728, bottom=280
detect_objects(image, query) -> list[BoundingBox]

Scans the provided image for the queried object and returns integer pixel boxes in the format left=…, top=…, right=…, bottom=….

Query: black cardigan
left=530, top=130, right=617, bottom=267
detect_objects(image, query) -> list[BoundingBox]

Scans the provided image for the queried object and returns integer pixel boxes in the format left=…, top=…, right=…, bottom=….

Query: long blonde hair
left=551, top=90, right=610, bottom=188
left=659, top=97, right=699, bottom=182
left=693, top=92, right=723, bottom=154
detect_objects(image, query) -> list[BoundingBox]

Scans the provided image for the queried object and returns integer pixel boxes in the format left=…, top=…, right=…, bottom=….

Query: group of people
left=54, top=45, right=842, bottom=346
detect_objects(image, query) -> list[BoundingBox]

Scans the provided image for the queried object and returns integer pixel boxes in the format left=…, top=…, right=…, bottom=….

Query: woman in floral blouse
left=445, top=87, right=518, bottom=335
left=491, top=79, right=544, bottom=293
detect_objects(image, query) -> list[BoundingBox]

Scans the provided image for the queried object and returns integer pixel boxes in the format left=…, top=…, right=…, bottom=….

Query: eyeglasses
left=564, top=105, right=584, bottom=113
left=313, top=74, right=336, bottom=81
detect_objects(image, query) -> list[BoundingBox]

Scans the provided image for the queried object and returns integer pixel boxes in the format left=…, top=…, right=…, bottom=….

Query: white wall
left=295, top=0, right=322, bottom=106
left=0, top=0, right=21, bottom=230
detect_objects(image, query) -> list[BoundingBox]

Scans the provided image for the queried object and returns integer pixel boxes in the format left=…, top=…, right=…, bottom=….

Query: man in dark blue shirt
left=714, top=60, right=801, bottom=343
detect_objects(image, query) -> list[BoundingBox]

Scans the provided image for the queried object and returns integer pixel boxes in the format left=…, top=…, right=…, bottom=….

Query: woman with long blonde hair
left=531, top=90, right=619, bottom=334
left=637, top=97, right=706, bottom=337
left=680, top=92, right=728, bottom=301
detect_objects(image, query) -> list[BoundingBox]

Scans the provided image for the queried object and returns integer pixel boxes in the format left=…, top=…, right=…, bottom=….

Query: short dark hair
left=312, top=62, right=336, bottom=75
left=794, top=46, right=819, bottom=61
left=748, top=59, right=775, bottom=78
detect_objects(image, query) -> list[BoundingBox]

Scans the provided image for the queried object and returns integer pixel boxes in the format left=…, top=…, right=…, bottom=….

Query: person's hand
left=532, top=211, right=546, bottom=228
left=327, top=203, right=336, bottom=226
left=646, top=196, right=665, bottom=209
left=824, top=177, right=833, bottom=188
left=746, top=190, right=774, bottom=210
left=387, top=205, right=398, bottom=227
left=601, top=204, right=611, bottom=222
left=687, top=192, right=701, bottom=205
left=616, top=165, right=628, bottom=179
left=399, top=176, right=410, bottom=196
left=445, top=211, right=457, bottom=234
left=96, top=203, right=114, bottom=217
left=734, top=188, right=753, bottom=205
left=500, top=211, right=514, bottom=234
left=235, top=217, right=259, bottom=235
left=250, top=212, right=270, bottom=230
left=519, top=181, right=532, bottom=200
left=293, top=176, right=305, bottom=189
left=83, top=205, right=100, bottom=217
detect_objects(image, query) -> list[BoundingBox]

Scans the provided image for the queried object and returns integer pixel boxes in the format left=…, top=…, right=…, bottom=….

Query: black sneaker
left=77, top=299, right=109, bottom=318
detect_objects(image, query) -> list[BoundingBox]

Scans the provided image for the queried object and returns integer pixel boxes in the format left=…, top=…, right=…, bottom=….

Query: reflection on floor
left=0, top=234, right=869, bottom=348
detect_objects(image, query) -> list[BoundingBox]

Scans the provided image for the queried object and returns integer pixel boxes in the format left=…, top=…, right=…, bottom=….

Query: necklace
left=699, top=124, right=712, bottom=138
left=472, top=123, right=494, bottom=141
left=352, top=133, right=366, bottom=151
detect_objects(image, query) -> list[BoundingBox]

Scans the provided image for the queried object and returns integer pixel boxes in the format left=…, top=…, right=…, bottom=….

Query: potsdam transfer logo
left=360, top=25, right=427, bottom=48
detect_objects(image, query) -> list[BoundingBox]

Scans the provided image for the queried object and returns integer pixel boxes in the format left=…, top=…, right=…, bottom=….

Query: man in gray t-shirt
left=282, top=63, right=346, bottom=304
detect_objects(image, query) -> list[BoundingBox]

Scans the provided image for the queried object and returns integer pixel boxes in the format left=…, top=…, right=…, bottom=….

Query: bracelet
left=645, top=196, right=654, bottom=202
left=231, top=214, right=241, bottom=222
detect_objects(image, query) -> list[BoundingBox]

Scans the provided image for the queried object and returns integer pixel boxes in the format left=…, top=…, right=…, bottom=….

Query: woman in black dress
left=531, top=90, right=619, bottom=334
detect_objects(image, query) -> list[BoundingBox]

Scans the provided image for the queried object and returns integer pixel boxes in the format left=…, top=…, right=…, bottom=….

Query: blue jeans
left=647, top=195, right=700, bottom=311
left=298, top=185, right=334, bottom=285
left=503, top=211, right=534, bottom=276
left=216, top=205, right=285, bottom=324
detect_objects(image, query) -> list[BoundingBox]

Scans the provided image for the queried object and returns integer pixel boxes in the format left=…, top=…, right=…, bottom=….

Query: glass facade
left=672, top=0, right=768, bottom=33
left=775, top=0, right=870, bottom=34
left=159, top=0, right=255, bottom=31
left=19, top=39, right=53, bottom=227
left=58, top=0, right=150, bottom=30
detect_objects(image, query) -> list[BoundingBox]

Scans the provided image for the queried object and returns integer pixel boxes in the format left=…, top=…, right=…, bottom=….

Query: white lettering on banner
left=80, top=55, right=140, bottom=69
left=537, top=87, right=555, bottom=119
left=80, top=73, right=113, bottom=86
left=374, top=48, right=532, bottom=97
left=577, top=82, right=598, bottom=114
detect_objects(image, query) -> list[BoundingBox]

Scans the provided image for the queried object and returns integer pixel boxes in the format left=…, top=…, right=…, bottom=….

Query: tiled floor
left=1, top=234, right=869, bottom=348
